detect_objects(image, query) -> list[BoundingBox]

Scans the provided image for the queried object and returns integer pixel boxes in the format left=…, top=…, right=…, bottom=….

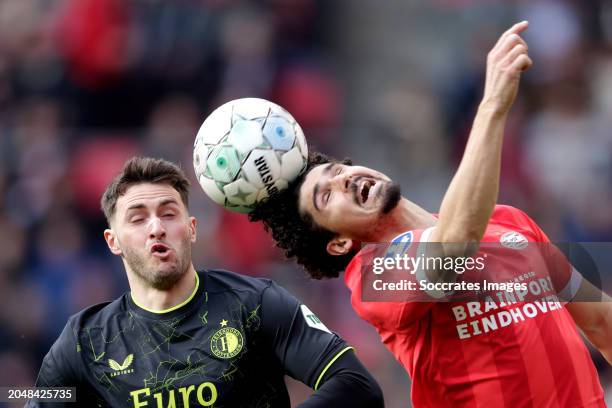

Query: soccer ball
left=193, top=98, right=308, bottom=213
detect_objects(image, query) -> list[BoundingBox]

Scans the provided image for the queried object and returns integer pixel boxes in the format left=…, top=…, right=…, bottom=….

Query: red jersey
left=345, top=205, right=605, bottom=407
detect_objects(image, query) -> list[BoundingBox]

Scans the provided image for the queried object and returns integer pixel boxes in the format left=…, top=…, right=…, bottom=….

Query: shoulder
left=203, top=269, right=274, bottom=298
left=43, top=297, right=124, bottom=376
left=491, top=205, right=545, bottom=232
left=490, top=204, right=540, bottom=226
left=203, top=270, right=303, bottom=327
left=65, top=296, right=126, bottom=334
left=487, top=204, right=549, bottom=242
left=345, top=227, right=430, bottom=281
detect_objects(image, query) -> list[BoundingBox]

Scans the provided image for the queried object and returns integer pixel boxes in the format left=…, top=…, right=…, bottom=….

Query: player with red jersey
left=345, top=205, right=604, bottom=407
left=250, top=21, right=612, bottom=406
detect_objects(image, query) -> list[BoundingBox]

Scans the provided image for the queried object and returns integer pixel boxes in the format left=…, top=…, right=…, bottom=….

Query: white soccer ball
left=193, top=98, right=308, bottom=213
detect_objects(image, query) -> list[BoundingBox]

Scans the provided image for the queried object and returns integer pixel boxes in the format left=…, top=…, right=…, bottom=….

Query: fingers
left=498, top=33, right=527, bottom=58
left=489, top=22, right=528, bottom=64
left=492, top=21, right=529, bottom=50
left=480, top=21, right=532, bottom=111
left=488, top=21, right=531, bottom=74
left=511, top=54, right=533, bottom=72
left=503, top=43, right=529, bottom=67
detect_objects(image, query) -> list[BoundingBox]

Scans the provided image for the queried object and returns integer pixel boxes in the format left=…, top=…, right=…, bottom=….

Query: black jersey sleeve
left=297, top=349, right=384, bottom=408
left=26, top=320, right=82, bottom=407
left=260, top=281, right=383, bottom=406
left=36, top=320, right=81, bottom=386
left=261, top=281, right=350, bottom=388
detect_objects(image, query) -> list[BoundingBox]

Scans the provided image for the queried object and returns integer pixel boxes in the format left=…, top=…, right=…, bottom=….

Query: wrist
left=477, top=100, right=510, bottom=118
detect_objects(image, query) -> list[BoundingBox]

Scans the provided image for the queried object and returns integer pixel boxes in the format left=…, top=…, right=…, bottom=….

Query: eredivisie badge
left=210, top=321, right=244, bottom=359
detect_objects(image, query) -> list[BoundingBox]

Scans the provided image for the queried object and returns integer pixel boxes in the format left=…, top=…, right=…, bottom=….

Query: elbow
left=437, top=232, right=481, bottom=258
left=371, top=383, right=385, bottom=407
left=435, top=209, right=489, bottom=246
left=349, top=370, right=384, bottom=407
left=585, top=329, right=612, bottom=365
left=577, top=311, right=612, bottom=364
left=362, top=377, right=384, bottom=408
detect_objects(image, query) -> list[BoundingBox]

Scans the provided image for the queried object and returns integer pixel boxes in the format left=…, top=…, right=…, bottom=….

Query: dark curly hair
left=249, top=152, right=355, bottom=279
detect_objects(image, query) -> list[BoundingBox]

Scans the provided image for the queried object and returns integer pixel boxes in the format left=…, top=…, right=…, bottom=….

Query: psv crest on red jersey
left=499, top=231, right=528, bottom=250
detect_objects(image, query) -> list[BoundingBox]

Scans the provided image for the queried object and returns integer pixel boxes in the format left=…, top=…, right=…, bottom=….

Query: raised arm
left=430, top=21, right=532, bottom=253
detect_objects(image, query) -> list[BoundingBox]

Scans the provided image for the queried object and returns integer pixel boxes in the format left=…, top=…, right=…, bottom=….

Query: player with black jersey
left=28, top=157, right=383, bottom=407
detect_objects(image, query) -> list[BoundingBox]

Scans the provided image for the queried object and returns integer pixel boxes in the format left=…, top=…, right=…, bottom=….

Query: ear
left=104, top=228, right=122, bottom=256
left=188, top=216, right=197, bottom=243
left=326, top=236, right=354, bottom=256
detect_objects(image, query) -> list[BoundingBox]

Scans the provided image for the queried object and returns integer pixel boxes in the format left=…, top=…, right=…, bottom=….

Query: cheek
left=327, top=204, right=355, bottom=229
left=168, top=223, right=191, bottom=241
left=126, top=233, right=146, bottom=249
left=116, top=230, right=134, bottom=246
left=336, top=195, right=357, bottom=214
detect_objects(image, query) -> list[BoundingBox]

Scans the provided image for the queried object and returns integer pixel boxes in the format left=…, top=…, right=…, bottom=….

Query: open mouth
left=150, top=243, right=171, bottom=256
left=358, top=179, right=376, bottom=205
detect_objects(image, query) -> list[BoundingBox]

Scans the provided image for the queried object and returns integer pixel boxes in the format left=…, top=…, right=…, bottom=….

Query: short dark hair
left=101, top=157, right=190, bottom=224
left=249, top=152, right=355, bottom=279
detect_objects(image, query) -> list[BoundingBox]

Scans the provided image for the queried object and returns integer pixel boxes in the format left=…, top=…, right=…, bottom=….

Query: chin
left=149, top=268, right=184, bottom=290
left=380, top=182, right=402, bottom=214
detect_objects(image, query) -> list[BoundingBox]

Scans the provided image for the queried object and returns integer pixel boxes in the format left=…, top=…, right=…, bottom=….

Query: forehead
left=116, top=183, right=183, bottom=213
left=298, top=163, right=332, bottom=214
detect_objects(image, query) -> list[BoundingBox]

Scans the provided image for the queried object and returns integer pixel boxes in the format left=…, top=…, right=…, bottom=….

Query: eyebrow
left=159, top=198, right=179, bottom=208
left=312, top=163, right=335, bottom=212
left=126, top=203, right=146, bottom=212
left=125, top=198, right=179, bottom=213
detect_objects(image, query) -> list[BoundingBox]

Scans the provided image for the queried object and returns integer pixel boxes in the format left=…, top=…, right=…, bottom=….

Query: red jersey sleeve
left=495, top=205, right=579, bottom=299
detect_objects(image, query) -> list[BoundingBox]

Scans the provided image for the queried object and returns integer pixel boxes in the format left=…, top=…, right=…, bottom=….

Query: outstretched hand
left=481, top=21, right=533, bottom=114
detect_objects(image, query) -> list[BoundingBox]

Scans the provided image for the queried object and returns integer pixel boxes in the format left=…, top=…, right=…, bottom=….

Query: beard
left=380, top=182, right=401, bottom=214
left=121, top=237, right=192, bottom=290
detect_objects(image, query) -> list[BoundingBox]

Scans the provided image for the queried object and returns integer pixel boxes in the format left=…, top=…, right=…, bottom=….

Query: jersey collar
left=128, top=272, right=203, bottom=319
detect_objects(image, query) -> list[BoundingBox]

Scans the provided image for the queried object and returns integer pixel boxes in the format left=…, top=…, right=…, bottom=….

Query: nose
left=148, top=217, right=166, bottom=239
left=330, top=172, right=352, bottom=193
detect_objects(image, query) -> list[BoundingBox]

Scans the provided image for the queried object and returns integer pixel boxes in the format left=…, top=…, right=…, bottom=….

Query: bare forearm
left=582, top=311, right=612, bottom=365
left=568, top=297, right=612, bottom=365
left=436, top=105, right=507, bottom=244
left=585, top=328, right=612, bottom=365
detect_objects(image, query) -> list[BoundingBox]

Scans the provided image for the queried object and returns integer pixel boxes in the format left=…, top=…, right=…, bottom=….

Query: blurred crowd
left=0, top=0, right=610, bottom=407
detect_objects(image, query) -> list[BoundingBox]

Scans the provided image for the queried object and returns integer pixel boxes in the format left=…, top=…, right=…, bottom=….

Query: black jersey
left=29, top=270, right=353, bottom=407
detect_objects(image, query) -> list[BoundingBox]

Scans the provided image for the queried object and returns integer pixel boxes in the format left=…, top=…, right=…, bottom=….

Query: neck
left=128, top=265, right=198, bottom=312
left=368, top=198, right=436, bottom=242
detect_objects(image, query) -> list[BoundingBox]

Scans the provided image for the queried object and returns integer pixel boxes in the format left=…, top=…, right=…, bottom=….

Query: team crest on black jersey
left=210, top=323, right=244, bottom=359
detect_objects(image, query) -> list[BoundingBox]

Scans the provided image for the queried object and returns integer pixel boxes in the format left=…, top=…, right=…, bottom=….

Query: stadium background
left=0, top=0, right=610, bottom=406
